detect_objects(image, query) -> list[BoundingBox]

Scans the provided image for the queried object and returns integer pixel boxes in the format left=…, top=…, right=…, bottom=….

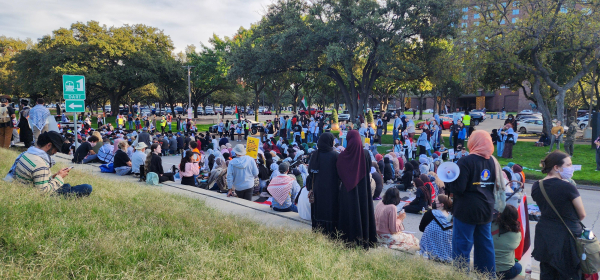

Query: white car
left=520, top=109, right=533, bottom=114
left=578, top=119, right=588, bottom=130
left=424, top=109, right=434, bottom=113
left=338, top=110, right=350, bottom=121
left=518, top=119, right=544, bottom=134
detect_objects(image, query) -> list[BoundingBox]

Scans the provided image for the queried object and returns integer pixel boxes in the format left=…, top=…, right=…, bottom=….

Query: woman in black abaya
left=307, top=132, right=340, bottom=237
left=336, top=130, right=377, bottom=249
left=17, top=99, right=33, bottom=148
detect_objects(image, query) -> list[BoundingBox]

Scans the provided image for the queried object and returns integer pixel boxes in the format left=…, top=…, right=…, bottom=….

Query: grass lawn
left=0, top=149, right=478, bottom=279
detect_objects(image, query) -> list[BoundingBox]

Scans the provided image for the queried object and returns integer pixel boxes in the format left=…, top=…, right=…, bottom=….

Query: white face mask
left=559, top=166, right=575, bottom=180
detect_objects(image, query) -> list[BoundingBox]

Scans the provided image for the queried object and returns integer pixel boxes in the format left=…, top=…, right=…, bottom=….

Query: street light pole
left=182, top=65, right=195, bottom=118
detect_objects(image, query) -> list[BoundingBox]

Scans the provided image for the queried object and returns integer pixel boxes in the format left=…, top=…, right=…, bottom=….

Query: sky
left=0, top=0, right=272, bottom=52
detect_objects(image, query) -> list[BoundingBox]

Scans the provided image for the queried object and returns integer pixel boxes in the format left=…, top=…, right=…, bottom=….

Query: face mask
left=559, top=166, right=575, bottom=180
left=508, top=118, right=513, bottom=120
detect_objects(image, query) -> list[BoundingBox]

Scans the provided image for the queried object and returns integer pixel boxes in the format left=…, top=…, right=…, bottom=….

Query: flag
left=301, top=97, right=307, bottom=109
left=235, top=106, right=239, bottom=120
left=514, top=195, right=531, bottom=260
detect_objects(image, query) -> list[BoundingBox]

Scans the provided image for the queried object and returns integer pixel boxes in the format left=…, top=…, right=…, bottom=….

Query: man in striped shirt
left=13, top=131, right=92, bottom=196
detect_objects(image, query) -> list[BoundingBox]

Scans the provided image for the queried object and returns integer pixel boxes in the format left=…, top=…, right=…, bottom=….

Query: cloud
left=0, top=0, right=272, bottom=52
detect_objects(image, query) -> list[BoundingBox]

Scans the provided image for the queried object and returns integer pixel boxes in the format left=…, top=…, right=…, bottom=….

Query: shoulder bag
left=539, top=179, right=600, bottom=274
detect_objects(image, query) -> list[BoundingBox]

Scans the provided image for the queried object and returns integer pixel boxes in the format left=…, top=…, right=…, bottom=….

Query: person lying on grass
left=6, top=131, right=92, bottom=197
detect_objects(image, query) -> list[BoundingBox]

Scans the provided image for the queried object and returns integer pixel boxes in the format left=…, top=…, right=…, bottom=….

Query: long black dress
left=307, top=133, right=340, bottom=238
left=17, top=106, right=33, bottom=148
left=337, top=152, right=377, bottom=249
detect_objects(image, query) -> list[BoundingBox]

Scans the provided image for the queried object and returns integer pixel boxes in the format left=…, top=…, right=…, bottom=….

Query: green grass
left=0, top=149, right=482, bottom=279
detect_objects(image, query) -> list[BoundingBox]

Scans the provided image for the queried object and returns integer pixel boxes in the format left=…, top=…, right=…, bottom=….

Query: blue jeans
left=497, top=262, right=522, bottom=280
left=128, top=121, right=133, bottom=129
left=465, top=125, right=470, bottom=138
left=497, top=141, right=504, bottom=157
left=449, top=130, right=454, bottom=147
left=83, top=154, right=98, bottom=164
left=393, top=129, right=399, bottom=141
left=452, top=217, right=495, bottom=274
left=307, top=132, right=313, bottom=143
left=115, top=166, right=132, bottom=176
left=56, top=183, right=92, bottom=197
left=272, top=204, right=298, bottom=213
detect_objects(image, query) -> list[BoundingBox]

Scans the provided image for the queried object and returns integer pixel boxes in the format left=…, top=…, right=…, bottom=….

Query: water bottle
left=421, top=207, right=426, bottom=215
left=524, top=264, right=532, bottom=280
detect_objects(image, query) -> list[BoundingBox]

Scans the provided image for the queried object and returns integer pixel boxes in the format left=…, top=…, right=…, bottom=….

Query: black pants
left=596, top=149, right=600, bottom=171
left=235, top=188, right=253, bottom=201
left=159, top=172, right=175, bottom=183
left=181, top=176, right=195, bottom=186
left=539, top=261, right=581, bottom=280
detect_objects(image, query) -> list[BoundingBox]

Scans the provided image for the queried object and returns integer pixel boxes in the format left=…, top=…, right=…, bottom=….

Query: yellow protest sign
left=301, top=131, right=305, bottom=139
left=365, top=137, right=370, bottom=144
left=246, top=137, right=260, bottom=159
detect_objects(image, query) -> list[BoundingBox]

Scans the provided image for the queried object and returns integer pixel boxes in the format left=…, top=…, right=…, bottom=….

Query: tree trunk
left=109, top=95, right=122, bottom=117
left=555, top=89, right=566, bottom=124
left=531, top=78, right=553, bottom=135
left=419, top=95, right=424, bottom=120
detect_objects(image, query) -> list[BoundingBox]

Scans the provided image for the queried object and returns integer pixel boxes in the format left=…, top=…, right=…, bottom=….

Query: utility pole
left=182, top=65, right=195, bottom=119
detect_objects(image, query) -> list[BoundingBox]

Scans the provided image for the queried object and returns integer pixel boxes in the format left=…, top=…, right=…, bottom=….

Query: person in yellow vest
left=462, top=111, right=471, bottom=140
left=160, top=116, right=167, bottom=133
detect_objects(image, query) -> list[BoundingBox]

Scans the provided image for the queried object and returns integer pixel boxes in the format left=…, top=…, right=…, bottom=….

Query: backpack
left=0, top=106, right=10, bottom=123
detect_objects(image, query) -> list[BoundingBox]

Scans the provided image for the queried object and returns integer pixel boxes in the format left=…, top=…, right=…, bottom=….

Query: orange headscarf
left=468, top=130, right=494, bottom=159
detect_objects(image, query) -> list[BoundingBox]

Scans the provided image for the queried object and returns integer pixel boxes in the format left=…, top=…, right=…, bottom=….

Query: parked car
left=518, top=119, right=544, bottom=134
left=196, top=107, right=205, bottom=115
left=262, top=109, right=272, bottom=115
left=224, top=107, right=234, bottom=115
left=416, top=116, right=453, bottom=130
left=299, top=108, right=323, bottom=116
left=205, top=107, right=215, bottom=115
left=140, top=109, right=151, bottom=116
left=468, top=110, right=486, bottom=125
left=423, top=109, right=434, bottom=113
left=385, top=109, right=397, bottom=118
left=338, top=110, right=350, bottom=121
left=174, top=106, right=184, bottom=114
left=214, top=108, right=223, bottom=115
left=209, top=120, right=260, bottom=135
left=516, top=112, right=541, bottom=121
left=578, top=116, right=589, bottom=130
left=519, top=109, right=533, bottom=114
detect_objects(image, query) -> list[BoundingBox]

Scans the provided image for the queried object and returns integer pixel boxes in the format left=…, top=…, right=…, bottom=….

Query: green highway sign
left=65, top=100, right=85, bottom=113
left=62, top=75, right=86, bottom=100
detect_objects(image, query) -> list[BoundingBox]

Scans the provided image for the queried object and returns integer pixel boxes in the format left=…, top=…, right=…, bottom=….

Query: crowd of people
left=4, top=100, right=592, bottom=279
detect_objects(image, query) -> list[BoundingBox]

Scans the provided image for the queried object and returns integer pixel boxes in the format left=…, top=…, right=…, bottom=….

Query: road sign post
left=63, top=75, right=86, bottom=149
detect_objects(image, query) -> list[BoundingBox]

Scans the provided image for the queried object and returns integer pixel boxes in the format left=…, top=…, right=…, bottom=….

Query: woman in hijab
left=410, top=160, right=421, bottom=179
left=398, top=162, right=413, bottom=191
left=420, top=174, right=436, bottom=204
left=307, top=132, right=340, bottom=237
left=376, top=154, right=384, bottom=174
left=336, top=130, right=377, bottom=249
left=371, top=163, right=384, bottom=200
left=403, top=178, right=431, bottom=214
left=502, top=123, right=516, bottom=159
left=383, top=157, right=394, bottom=182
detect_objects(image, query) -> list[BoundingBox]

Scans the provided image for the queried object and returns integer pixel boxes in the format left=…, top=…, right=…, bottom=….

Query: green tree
left=0, top=36, right=32, bottom=97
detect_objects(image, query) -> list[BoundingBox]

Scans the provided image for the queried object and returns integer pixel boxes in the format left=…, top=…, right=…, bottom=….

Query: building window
left=512, top=18, right=517, bottom=23
left=474, top=13, right=480, bottom=19
left=513, top=9, right=519, bottom=15
left=463, top=7, right=469, bottom=12
left=463, top=15, right=469, bottom=20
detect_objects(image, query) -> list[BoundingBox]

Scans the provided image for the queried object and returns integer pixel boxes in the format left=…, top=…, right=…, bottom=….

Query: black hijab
left=308, top=132, right=335, bottom=172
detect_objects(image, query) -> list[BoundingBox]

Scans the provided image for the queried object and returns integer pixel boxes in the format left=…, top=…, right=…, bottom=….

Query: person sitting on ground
left=169, top=135, right=178, bottom=156
left=403, top=178, right=431, bottom=214
left=267, top=162, right=300, bottom=212
left=10, top=131, right=92, bottom=196
left=131, top=142, right=147, bottom=175
left=383, top=156, right=394, bottom=183
left=419, top=194, right=453, bottom=263
left=97, top=137, right=114, bottom=164
left=492, top=204, right=522, bottom=280
left=226, top=144, right=259, bottom=200
left=145, top=143, right=175, bottom=183
left=72, top=135, right=99, bottom=164
left=371, top=162, right=384, bottom=200
left=398, top=162, right=413, bottom=191
left=375, top=187, right=420, bottom=251
left=113, top=141, right=132, bottom=176
left=420, top=174, right=436, bottom=204
left=179, top=151, right=200, bottom=186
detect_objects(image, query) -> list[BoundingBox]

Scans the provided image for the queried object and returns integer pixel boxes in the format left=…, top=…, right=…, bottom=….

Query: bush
left=366, top=110, right=374, bottom=124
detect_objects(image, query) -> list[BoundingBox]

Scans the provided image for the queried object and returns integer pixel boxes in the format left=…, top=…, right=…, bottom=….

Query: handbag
left=539, top=180, right=600, bottom=274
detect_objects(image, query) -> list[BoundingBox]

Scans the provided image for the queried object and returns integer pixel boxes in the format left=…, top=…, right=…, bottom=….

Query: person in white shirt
left=131, top=142, right=148, bottom=174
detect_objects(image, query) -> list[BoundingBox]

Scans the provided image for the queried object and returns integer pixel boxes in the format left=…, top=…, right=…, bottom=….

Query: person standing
left=27, top=98, right=49, bottom=145
left=462, top=111, right=471, bottom=140
left=382, top=112, right=390, bottom=136
left=336, top=130, right=377, bottom=249
left=226, top=144, right=259, bottom=200
left=596, top=136, right=600, bottom=171
left=392, top=115, right=402, bottom=141
left=307, top=132, right=340, bottom=237
left=502, top=123, right=516, bottom=159
left=376, top=116, right=383, bottom=145
left=531, top=151, right=586, bottom=279
left=446, top=130, right=498, bottom=275
left=166, top=114, right=172, bottom=132
left=547, top=121, right=564, bottom=153
left=564, top=117, right=577, bottom=157
left=127, top=113, right=133, bottom=130
left=17, top=99, right=33, bottom=148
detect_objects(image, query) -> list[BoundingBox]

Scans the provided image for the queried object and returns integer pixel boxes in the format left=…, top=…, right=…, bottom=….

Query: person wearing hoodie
left=227, top=144, right=259, bottom=201
left=419, top=194, right=453, bottom=263
left=398, top=162, right=413, bottom=191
